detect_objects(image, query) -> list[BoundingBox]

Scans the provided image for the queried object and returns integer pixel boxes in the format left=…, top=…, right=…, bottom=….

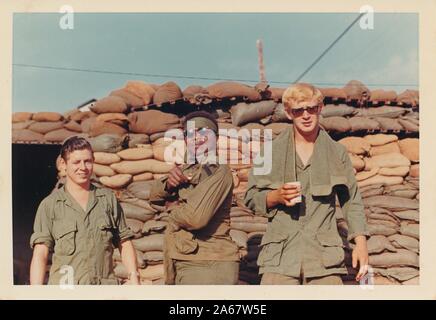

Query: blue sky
left=13, top=13, right=418, bottom=112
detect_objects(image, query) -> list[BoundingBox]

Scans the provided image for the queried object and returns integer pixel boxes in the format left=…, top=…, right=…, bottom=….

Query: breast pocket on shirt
left=316, top=232, right=345, bottom=268
left=97, top=213, right=115, bottom=248
left=53, top=221, right=77, bottom=256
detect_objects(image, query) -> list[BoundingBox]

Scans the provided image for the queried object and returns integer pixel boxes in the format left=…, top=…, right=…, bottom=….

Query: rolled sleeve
left=29, top=199, right=54, bottom=250
left=243, top=169, right=278, bottom=219
left=112, top=195, right=135, bottom=245
left=149, top=176, right=176, bottom=203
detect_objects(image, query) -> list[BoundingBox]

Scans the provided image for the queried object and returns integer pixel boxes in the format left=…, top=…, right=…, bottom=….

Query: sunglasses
left=289, top=105, right=320, bottom=117
left=185, top=127, right=213, bottom=138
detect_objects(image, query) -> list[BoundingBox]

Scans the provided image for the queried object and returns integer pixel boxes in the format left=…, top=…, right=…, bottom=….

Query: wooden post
left=256, top=39, right=266, bottom=83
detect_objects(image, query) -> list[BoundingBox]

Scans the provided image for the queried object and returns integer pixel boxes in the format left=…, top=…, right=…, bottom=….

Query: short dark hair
left=60, top=136, right=93, bottom=161
left=183, top=111, right=218, bottom=129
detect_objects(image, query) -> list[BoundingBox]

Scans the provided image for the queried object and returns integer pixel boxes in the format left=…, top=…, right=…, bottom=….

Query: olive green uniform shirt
left=244, top=126, right=369, bottom=278
left=30, top=184, right=134, bottom=285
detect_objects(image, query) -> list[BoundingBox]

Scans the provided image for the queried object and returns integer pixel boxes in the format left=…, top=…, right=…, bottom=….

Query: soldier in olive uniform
left=149, top=111, right=239, bottom=285
left=244, top=83, right=370, bottom=285
left=30, top=137, right=139, bottom=285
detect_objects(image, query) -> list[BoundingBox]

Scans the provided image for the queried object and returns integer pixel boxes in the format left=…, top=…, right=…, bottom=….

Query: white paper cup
left=285, top=181, right=302, bottom=204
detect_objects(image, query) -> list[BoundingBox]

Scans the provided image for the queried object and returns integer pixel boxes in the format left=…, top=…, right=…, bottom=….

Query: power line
left=293, top=13, right=365, bottom=83
left=13, top=62, right=418, bottom=88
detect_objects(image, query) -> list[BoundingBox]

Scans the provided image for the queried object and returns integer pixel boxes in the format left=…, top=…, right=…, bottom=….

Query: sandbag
left=121, top=202, right=155, bottom=222
left=230, top=101, right=277, bottom=127
left=91, top=96, right=128, bottom=114
left=128, top=134, right=150, bottom=148
left=12, top=120, right=34, bottom=130
left=349, top=117, right=380, bottom=131
left=318, top=87, right=347, bottom=99
left=391, top=210, right=419, bottom=222
left=127, top=180, right=155, bottom=200
left=111, top=159, right=174, bottom=175
left=117, top=147, right=154, bottom=160
left=139, top=264, right=164, bottom=281
left=378, top=166, right=409, bottom=177
left=338, top=137, right=371, bottom=155
left=132, top=234, right=164, bottom=252
left=28, top=121, right=64, bottom=134
left=366, top=235, right=397, bottom=254
left=409, top=164, right=419, bottom=178
left=373, top=267, right=418, bottom=282
left=230, top=207, right=253, bottom=218
left=398, top=119, right=419, bottom=132
left=374, top=117, right=404, bottom=131
left=347, top=154, right=365, bottom=171
left=363, top=196, right=419, bottom=211
left=206, top=81, right=261, bottom=102
left=388, top=234, right=419, bottom=253
left=64, top=120, right=82, bottom=133
left=70, top=111, right=97, bottom=122
left=143, top=251, right=164, bottom=264
left=128, top=110, right=180, bottom=135
left=360, top=187, right=384, bottom=198
left=12, top=129, right=44, bottom=142
left=355, top=168, right=379, bottom=182
left=356, top=106, right=407, bottom=119
left=89, top=134, right=126, bottom=153
left=319, top=116, right=351, bottom=132
left=321, top=104, right=357, bottom=118
left=124, top=81, right=156, bottom=105
left=271, top=103, right=289, bottom=122
left=401, top=276, right=419, bottom=285
left=100, top=174, right=132, bottom=188
left=153, top=81, right=183, bottom=105
left=12, top=112, right=33, bottom=123
left=142, top=220, right=167, bottom=235
left=367, top=223, right=398, bottom=236
left=80, top=117, right=97, bottom=133
left=230, top=222, right=267, bottom=233
left=364, top=134, right=398, bottom=146
left=110, top=88, right=144, bottom=108
left=96, top=113, right=129, bottom=124
left=125, top=218, right=144, bottom=235
left=133, top=172, right=154, bottom=182
left=93, top=163, right=116, bottom=177
left=398, top=138, right=419, bottom=162
left=384, top=185, right=418, bottom=199
left=182, top=85, right=208, bottom=103
left=268, top=87, right=286, bottom=101
left=89, top=121, right=127, bottom=137
left=44, top=129, right=78, bottom=142
left=369, top=90, right=397, bottom=102
left=369, top=142, right=400, bottom=157
left=400, top=222, right=419, bottom=239
left=368, top=249, right=419, bottom=267
left=343, top=80, right=370, bottom=101
left=364, top=153, right=410, bottom=170
left=357, top=175, right=403, bottom=188
left=93, top=152, right=121, bottom=165
left=372, top=275, right=400, bottom=285
left=397, top=89, right=419, bottom=107
left=32, top=112, right=63, bottom=122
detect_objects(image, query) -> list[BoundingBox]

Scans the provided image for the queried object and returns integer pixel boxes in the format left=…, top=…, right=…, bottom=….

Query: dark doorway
left=12, top=143, right=60, bottom=284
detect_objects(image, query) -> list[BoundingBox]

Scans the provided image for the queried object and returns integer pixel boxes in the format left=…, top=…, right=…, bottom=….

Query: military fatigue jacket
left=30, top=184, right=134, bottom=285
left=149, top=163, right=240, bottom=284
left=244, top=126, right=369, bottom=278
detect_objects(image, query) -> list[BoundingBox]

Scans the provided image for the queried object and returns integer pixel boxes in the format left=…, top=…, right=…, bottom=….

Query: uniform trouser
left=260, top=272, right=343, bottom=285
left=174, top=260, right=239, bottom=285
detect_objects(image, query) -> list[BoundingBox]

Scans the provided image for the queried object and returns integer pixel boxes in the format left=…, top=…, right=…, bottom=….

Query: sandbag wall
left=12, top=79, right=419, bottom=285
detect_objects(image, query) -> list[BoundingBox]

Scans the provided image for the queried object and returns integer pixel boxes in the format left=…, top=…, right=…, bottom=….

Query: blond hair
left=282, top=83, right=324, bottom=111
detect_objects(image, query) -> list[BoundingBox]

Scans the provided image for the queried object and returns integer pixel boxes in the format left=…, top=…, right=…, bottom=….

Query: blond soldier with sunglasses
left=244, top=83, right=369, bottom=285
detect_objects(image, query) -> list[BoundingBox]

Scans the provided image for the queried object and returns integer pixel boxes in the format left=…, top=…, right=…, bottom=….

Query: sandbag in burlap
left=369, top=90, right=397, bottom=103
left=12, top=112, right=33, bottom=123
left=206, top=81, right=261, bottom=102
left=93, top=152, right=121, bottom=165
left=12, top=129, right=44, bottom=142
left=355, top=168, right=379, bottom=181
left=124, top=81, right=156, bottom=105
left=363, top=134, right=398, bottom=146
left=318, top=87, right=347, bottom=99
left=373, top=267, right=418, bottom=282
left=349, top=154, right=365, bottom=171
left=100, top=174, right=132, bottom=188
left=398, top=138, right=419, bottom=162
left=127, top=180, right=156, bottom=200
left=111, top=159, right=174, bottom=175
left=44, top=129, right=78, bottom=142
left=364, top=152, right=410, bottom=170
left=127, top=134, right=150, bottom=148
left=12, top=120, right=34, bottom=130
left=32, top=112, right=63, bottom=122
left=363, top=195, right=419, bottom=211
left=64, top=120, right=82, bottom=133
left=397, top=89, right=419, bottom=107
left=133, top=172, right=154, bottom=182
left=348, top=117, right=380, bottom=131
left=89, top=134, right=126, bottom=153
left=369, top=142, right=400, bottom=156
left=388, top=234, right=419, bottom=253
left=142, top=220, right=167, bottom=235
left=391, top=210, right=419, bottom=222
left=378, top=166, right=409, bottom=177
left=368, top=249, right=419, bottom=268
left=400, top=222, right=419, bottom=239
left=89, top=121, right=127, bottom=137
left=91, top=96, right=128, bottom=114
left=93, top=163, right=116, bottom=177
left=338, top=137, right=371, bottom=155
left=80, top=117, right=97, bottom=133
left=128, top=110, right=181, bottom=135
left=367, top=223, right=398, bottom=237
left=182, top=85, right=208, bottom=104
left=230, top=101, right=277, bottom=126
left=356, top=106, right=408, bottom=119
left=373, top=117, right=404, bottom=131
left=319, top=116, right=351, bottom=132
left=132, top=234, right=164, bottom=252
left=343, top=80, right=370, bottom=101
left=153, top=81, right=183, bottom=105
left=143, top=251, right=164, bottom=265
left=409, top=164, right=419, bottom=178
left=365, top=235, right=397, bottom=254
left=321, top=104, right=357, bottom=118
left=110, top=88, right=145, bottom=108
left=96, top=113, right=129, bottom=125
left=28, top=121, right=64, bottom=134
left=121, top=202, right=156, bottom=222
left=117, top=147, right=154, bottom=160
left=70, top=111, right=97, bottom=122
left=398, top=119, right=419, bottom=132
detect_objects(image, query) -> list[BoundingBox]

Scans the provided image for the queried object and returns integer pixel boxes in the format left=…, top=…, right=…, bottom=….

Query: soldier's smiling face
left=63, top=149, right=94, bottom=186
